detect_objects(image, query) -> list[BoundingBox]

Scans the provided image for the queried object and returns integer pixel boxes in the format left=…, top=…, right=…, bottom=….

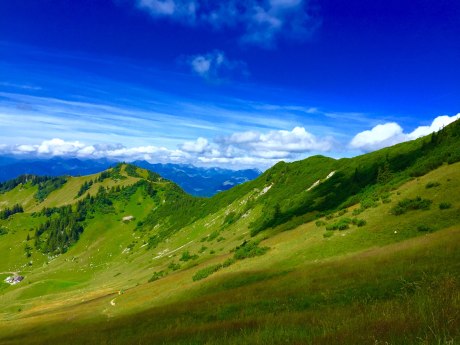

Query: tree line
left=0, top=203, right=24, bottom=220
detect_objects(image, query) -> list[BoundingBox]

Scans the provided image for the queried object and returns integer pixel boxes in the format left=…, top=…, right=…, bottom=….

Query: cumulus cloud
left=219, top=126, right=334, bottom=160
left=349, top=123, right=405, bottom=152
left=1, top=138, right=183, bottom=163
left=36, top=138, right=87, bottom=156
left=181, top=137, right=210, bottom=153
left=11, top=139, right=91, bottom=157
left=3, top=114, right=458, bottom=169
left=185, top=50, right=248, bottom=80
left=406, top=114, right=460, bottom=140
left=133, top=0, right=319, bottom=47
left=350, top=114, right=460, bottom=152
left=251, top=126, right=333, bottom=152
left=0, top=126, right=334, bottom=169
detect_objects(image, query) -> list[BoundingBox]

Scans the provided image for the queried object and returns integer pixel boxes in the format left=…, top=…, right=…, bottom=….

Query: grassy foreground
left=0, top=226, right=458, bottom=344
left=0, top=162, right=459, bottom=344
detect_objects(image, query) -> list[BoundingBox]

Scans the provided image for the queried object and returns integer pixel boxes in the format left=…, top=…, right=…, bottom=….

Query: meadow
left=0, top=159, right=458, bottom=344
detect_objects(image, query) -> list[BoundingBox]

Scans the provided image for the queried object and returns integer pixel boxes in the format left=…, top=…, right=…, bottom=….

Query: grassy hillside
left=0, top=120, right=459, bottom=344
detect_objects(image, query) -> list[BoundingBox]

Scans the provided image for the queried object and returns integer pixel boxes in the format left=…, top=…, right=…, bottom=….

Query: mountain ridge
left=0, top=156, right=260, bottom=197
left=0, top=119, right=459, bottom=344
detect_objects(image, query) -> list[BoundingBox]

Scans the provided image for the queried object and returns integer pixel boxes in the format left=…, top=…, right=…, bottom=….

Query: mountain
left=132, top=160, right=260, bottom=196
left=0, top=157, right=113, bottom=180
left=0, top=120, right=459, bottom=344
left=0, top=157, right=261, bottom=196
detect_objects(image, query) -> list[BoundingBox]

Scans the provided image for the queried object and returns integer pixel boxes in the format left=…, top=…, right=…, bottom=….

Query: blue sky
left=0, top=0, right=459, bottom=169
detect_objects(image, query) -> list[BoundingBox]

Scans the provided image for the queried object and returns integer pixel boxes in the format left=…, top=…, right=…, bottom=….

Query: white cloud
left=349, top=123, right=405, bottom=152
left=37, top=138, right=86, bottom=155
left=77, top=145, right=96, bottom=156
left=181, top=137, right=210, bottom=153
left=133, top=0, right=318, bottom=47
left=350, top=114, right=460, bottom=152
left=0, top=125, right=335, bottom=170
left=407, top=114, right=460, bottom=140
left=178, top=126, right=333, bottom=167
left=227, top=131, right=260, bottom=144
left=254, top=126, right=333, bottom=152
left=5, top=114, right=456, bottom=169
left=138, top=0, right=176, bottom=16
left=15, top=144, right=36, bottom=153
left=185, top=50, right=247, bottom=80
left=222, top=126, right=333, bottom=158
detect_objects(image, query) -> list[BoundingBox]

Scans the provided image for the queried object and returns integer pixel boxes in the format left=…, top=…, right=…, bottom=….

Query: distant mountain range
left=132, top=161, right=260, bottom=197
left=0, top=157, right=260, bottom=196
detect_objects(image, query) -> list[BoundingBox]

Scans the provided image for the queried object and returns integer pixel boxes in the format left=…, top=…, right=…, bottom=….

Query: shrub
left=391, top=197, right=432, bottom=215
left=0, top=227, right=8, bottom=236
left=356, top=219, right=367, bottom=227
left=351, top=218, right=367, bottom=227
left=222, top=258, right=236, bottom=267
left=168, top=262, right=180, bottom=271
left=337, top=209, right=348, bottom=216
left=361, top=197, right=378, bottom=209
left=338, top=222, right=349, bottom=230
left=198, top=246, right=207, bottom=253
left=326, top=217, right=352, bottom=231
left=315, top=220, right=326, bottom=227
left=425, top=181, right=440, bottom=189
left=223, top=211, right=239, bottom=225
left=439, top=202, right=452, bottom=210
left=323, top=231, right=333, bottom=238
left=148, top=271, right=165, bottom=282
left=352, top=208, right=363, bottom=216
left=325, top=224, right=337, bottom=231
left=192, top=241, right=269, bottom=282
left=192, top=264, right=222, bottom=281
left=207, top=230, right=219, bottom=242
left=234, top=240, right=269, bottom=260
left=417, top=225, right=433, bottom=232
left=179, top=251, right=198, bottom=262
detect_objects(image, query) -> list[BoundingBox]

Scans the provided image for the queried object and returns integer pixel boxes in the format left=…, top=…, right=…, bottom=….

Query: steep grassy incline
left=136, top=118, right=460, bottom=243
left=0, top=158, right=458, bottom=345
left=0, top=120, right=459, bottom=344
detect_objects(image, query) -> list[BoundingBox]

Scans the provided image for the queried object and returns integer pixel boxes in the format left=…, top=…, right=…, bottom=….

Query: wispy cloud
left=0, top=82, right=42, bottom=91
left=0, top=91, right=313, bottom=147
left=133, top=0, right=320, bottom=47
left=184, top=50, right=248, bottom=81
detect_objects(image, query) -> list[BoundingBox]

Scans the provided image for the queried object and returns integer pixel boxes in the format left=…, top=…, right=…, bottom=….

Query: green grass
left=1, top=226, right=458, bottom=345
left=0, top=129, right=459, bottom=345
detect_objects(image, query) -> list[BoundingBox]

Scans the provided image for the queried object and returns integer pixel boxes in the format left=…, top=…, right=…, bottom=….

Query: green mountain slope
left=0, top=120, right=459, bottom=344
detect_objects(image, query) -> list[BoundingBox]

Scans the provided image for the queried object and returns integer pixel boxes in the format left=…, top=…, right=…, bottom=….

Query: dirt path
left=153, top=240, right=194, bottom=260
